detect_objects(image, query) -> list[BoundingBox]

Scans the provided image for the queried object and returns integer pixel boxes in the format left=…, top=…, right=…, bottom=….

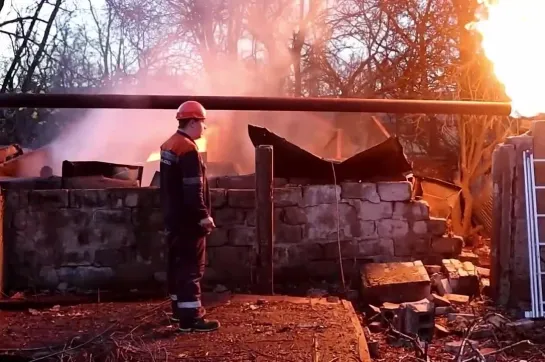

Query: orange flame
left=469, top=0, right=545, bottom=118
left=146, top=151, right=160, bottom=162
left=195, top=137, right=207, bottom=152
left=146, top=137, right=207, bottom=163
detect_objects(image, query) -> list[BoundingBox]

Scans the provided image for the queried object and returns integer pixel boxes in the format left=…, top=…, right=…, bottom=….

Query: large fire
left=470, top=0, right=545, bottom=118
left=146, top=137, right=207, bottom=162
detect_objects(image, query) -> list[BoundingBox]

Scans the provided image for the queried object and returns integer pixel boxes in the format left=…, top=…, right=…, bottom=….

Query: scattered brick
left=435, top=306, right=455, bottom=315
left=435, top=323, right=450, bottom=336
left=430, top=293, right=451, bottom=307
left=447, top=313, right=476, bottom=322
left=459, top=250, right=479, bottom=264
left=425, top=265, right=442, bottom=275
left=476, top=267, right=490, bottom=278
left=445, top=293, right=470, bottom=305
left=368, top=321, right=385, bottom=333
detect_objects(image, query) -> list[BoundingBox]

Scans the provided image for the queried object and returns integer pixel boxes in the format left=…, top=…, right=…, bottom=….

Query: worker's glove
left=199, top=216, right=216, bottom=234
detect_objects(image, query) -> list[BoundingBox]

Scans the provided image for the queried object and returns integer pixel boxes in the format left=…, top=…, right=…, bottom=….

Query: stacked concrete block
left=3, top=175, right=467, bottom=291
left=441, top=259, right=479, bottom=296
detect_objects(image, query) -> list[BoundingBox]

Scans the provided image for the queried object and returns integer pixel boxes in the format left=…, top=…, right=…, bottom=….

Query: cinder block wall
left=2, top=176, right=460, bottom=291
left=491, top=122, right=545, bottom=307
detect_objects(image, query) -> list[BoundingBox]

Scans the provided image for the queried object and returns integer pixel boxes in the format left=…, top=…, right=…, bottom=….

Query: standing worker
left=159, top=100, right=219, bottom=332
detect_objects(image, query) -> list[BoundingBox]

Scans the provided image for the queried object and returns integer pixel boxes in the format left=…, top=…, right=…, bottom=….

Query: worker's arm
left=178, top=149, right=211, bottom=225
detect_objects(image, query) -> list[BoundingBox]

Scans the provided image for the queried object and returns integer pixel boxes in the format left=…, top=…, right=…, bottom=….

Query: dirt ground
left=0, top=293, right=369, bottom=362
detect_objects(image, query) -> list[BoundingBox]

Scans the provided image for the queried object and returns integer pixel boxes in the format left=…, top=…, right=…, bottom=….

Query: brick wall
left=2, top=177, right=462, bottom=291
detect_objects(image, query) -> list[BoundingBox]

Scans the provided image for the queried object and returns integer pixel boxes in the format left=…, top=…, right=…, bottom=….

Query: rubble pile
left=361, top=259, right=545, bottom=361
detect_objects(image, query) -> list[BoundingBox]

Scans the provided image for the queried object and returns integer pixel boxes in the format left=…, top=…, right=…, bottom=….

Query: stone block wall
left=2, top=178, right=461, bottom=291
left=491, top=123, right=545, bottom=306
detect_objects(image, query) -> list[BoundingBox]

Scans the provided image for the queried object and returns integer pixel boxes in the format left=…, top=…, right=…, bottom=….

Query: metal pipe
left=0, top=93, right=514, bottom=115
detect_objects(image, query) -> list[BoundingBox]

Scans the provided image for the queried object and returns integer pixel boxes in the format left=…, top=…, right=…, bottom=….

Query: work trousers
left=166, top=228, right=206, bottom=323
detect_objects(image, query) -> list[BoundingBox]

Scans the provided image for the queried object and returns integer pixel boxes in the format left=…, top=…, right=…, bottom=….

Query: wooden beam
left=255, top=145, right=274, bottom=294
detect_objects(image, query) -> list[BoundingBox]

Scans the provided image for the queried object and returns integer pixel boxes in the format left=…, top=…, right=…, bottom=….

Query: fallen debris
left=361, top=261, right=431, bottom=304
left=445, top=293, right=470, bottom=305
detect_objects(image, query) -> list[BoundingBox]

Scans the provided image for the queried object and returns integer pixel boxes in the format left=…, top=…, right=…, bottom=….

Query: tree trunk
left=21, top=0, right=62, bottom=92
left=1, top=0, right=46, bottom=92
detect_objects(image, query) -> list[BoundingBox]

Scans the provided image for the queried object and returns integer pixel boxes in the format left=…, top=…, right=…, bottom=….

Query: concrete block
left=425, top=265, right=442, bottom=275
left=273, top=187, right=303, bottom=207
left=400, top=299, right=435, bottom=341
left=392, top=201, right=429, bottom=221
left=352, top=201, right=393, bottom=220
left=427, top=217, right=448, bottom=236
left=380, top=302, right=400, bottom=321
left=340, top=182, right=380, bottom=203
left=445, top=293, right=470, bottom=305
left=480, top=277, right=491, bottom=296
left=435, top=323, right=450, bottom=336
left=210, top=189, right=227, bottom=207
left=435, top=306, right=455, bottom=315
left=227, top=189, right=256, bottom=208
left=361, top=262, right=431, bottom=304
left=377, top=219, right=409, bottom=238
left=302, top=185, right=340, bottom=206
left=476, top=267, right=490, bottom=278
left=442, top=259, right=478, bottom=295
left=431, top=272, right=452, bottom=296
left=377, top=181, right=412, bottom=201
left=304, top=203, right=363, bottom=240
left=459, top=250, right=479, bottom=264
left=283, top=207, right=308, bottom=225
left=432, top=236, right=463, bottom=255
left=430, top=293, right=451, bottom=307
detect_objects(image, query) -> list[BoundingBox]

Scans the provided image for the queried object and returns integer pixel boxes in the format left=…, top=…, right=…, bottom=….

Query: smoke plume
left=47, top=43, right=341, bottom=185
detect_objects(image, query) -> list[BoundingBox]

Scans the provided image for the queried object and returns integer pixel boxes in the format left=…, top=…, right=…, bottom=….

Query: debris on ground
left=361, top=258, right=545, bottom=361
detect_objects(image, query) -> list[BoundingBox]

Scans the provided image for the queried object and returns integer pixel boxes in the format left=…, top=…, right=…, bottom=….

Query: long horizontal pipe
left=0, top=93, right=513, bottom=115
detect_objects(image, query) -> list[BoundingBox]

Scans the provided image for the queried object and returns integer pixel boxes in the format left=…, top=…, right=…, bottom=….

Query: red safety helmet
left=176, top=101, right=206, bottom=120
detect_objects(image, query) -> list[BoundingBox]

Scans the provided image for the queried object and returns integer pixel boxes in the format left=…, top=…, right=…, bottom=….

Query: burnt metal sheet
left=0, top=144, right=23, bottom=164
left=248, top=124, right=412, bottom=182
left=415, top=176, right=461, bottom=219
left=61, top=161, right=143, bottom=186
left=0, top=147, right=52, bottom=177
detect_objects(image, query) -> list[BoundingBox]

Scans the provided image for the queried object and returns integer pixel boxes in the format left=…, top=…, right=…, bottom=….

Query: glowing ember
left=146, top=137, right=207, bottom=163
left=469, top=0, right=545, bottom=118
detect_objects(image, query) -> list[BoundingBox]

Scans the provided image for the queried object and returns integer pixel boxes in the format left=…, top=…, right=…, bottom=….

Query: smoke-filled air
left=38, top=0, right=359, bottom=185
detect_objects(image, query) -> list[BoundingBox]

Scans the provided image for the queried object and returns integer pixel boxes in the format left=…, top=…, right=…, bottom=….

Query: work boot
left=167, top=300, right=180, bottom=322
left=178, top=318, right=220, bottom=333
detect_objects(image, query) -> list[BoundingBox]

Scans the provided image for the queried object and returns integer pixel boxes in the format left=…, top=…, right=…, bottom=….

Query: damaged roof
left=248, top=125, right=412, bottom=183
